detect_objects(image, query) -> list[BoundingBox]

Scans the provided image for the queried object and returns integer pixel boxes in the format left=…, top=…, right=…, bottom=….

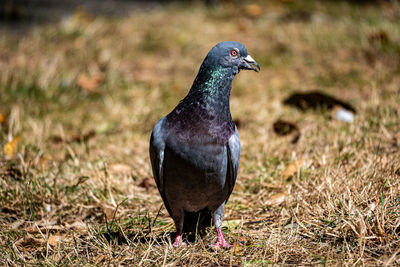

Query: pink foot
left=211, top=228, right=232, bottom=249
left=172, top=234, right=187, bottom=247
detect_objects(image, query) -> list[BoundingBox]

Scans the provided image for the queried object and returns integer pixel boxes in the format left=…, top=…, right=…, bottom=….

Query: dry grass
left=0, top=0, right=399, bottom=265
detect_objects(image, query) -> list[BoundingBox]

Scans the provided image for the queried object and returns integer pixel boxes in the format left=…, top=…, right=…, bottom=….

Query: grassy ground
left=1, top=0, right=399, bottom=265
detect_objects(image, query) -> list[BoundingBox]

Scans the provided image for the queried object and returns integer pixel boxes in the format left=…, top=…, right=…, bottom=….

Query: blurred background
left=0, top=0, right=399, bottom=265
left=0, top=0, right=395, bottom=33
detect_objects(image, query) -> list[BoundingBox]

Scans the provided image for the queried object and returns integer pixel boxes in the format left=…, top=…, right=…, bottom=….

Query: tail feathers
left=183, top=208, right=212, bottom=235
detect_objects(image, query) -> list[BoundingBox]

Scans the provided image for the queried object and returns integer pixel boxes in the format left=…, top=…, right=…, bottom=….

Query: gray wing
left=225, top=127, right=241, bottom=202
left=149, top=117, right=173, bottom=216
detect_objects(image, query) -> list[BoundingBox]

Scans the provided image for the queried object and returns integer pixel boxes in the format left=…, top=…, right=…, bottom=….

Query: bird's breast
left=163, top=140, right=229, bottom=210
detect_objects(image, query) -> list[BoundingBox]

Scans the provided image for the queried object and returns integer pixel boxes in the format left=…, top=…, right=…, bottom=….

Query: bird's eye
left=230, top=49, right=239, bottom=57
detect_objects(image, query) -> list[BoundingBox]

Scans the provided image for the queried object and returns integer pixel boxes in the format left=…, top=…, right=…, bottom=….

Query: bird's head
left=203, top=41, right=260, bottom=74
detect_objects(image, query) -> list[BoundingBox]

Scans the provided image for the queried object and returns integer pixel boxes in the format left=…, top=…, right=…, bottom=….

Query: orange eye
left=230, top=49, right=238, bottom=57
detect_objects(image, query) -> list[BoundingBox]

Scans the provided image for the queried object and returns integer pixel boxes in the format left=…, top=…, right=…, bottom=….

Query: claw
left=172, top=233, right=187, bottom=247
left=211, top=228, right=232, bottom=249
left=211, top=240, right=232, bottom=249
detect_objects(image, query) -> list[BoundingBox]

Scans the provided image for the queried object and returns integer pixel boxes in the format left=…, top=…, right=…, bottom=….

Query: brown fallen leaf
left=266, top=193, right=287, bottom=206
left=139, top=177, right=156, bottom=190
left=10, top=220, right=25, bottom=229
left=3, top=136, right=20, bottom=158
left=0, top=113, right=5, bottom=124
left=231, top=241, right=244, bottom=256
left=77, top=73, right=105, bottom=92
left=245, top=4, right=263, bottom=18
left=103, top=204, right=118, bottom=220
left=23, top=220, right=60, bottom=233
left=15, top=233, right=45, bottom=251
left=368, top=29, right=389, bottom=45
left=48, top=235, right=63, bottom=246
left=282, top=159, right=304, bottom=180
left=65, top=220, right=87, bottom=233
left=273, top=120, right=301, bottom=144
left=273, top=120, right=298, bottom=135
left=70, top=130, right=96, bottom=143
left=38, top=154, right=52, bottom=169
left=25, top=225, right=63, bottom=234
left=49, top=135, right=63, bottom=143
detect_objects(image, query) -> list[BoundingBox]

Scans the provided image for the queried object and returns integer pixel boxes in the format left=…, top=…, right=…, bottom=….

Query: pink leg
left=211, top=228, right=232, bottom=249
left=172, top=211, right=186, bottom=247
left=172, top=233, right=187, bottom=247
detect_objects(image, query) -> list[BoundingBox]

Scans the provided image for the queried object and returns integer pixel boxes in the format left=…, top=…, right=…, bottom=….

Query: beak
left=240, top=55, right=260, bottom=72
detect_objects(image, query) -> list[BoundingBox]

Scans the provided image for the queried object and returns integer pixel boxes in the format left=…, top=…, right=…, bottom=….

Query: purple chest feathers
left=166, top=102, right=235, bottom=145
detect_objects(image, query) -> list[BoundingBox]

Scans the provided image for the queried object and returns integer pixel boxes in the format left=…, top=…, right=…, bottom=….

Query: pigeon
left=149, top=41, right=259, bottom=248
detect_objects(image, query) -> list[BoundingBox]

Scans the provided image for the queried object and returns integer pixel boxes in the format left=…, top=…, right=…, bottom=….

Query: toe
left=172, top=241, right=187, bottom=247
left=211, top=241, right=232, bottom=249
